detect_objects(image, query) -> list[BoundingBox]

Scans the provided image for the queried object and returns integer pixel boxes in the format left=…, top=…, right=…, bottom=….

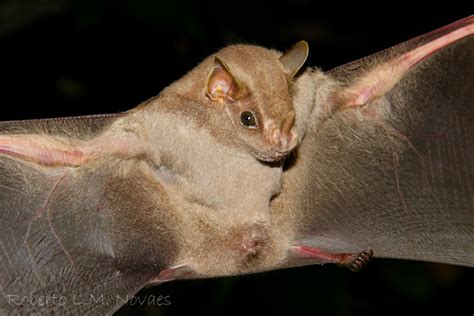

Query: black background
left=1, top=1, right=472, bottom=315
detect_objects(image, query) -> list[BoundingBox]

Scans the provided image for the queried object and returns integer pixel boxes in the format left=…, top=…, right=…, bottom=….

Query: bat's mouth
left=257, top=150, right=293, bottom=163
left=257, top=152, right=288, bottom=162
left=247, top=145, right=292, bottom=163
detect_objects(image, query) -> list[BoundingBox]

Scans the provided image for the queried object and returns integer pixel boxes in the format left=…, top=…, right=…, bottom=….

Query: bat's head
left=205, top=42, right=308, bottom=162
left=164, top=42, right=309, bottom=162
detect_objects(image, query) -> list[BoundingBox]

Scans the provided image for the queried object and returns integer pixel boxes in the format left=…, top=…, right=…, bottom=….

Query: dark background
left=1, top=1, right=472, bottom=315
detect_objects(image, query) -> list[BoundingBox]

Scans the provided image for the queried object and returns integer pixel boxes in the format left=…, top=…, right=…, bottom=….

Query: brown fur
left=109, top=44, right=311, bottom=277
left=144, top=44, right=303, bottom=162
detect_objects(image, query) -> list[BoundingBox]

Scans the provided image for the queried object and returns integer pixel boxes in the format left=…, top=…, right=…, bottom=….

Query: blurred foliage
left=0, top=1, right=472, bottom=315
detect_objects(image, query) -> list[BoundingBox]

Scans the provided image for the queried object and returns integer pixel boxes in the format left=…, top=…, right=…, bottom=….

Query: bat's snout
left=264, top=111, right=298, bottom=159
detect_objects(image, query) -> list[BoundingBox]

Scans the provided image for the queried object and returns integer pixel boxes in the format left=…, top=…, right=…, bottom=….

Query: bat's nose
left=280, top=111, right=295, bottom=138
left=271, top=111, right=298, bottom=153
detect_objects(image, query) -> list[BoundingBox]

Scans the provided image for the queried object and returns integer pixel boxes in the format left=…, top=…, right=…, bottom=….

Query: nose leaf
left=273, top=111, right=297, bottom=152
left=271, top=129, right=281, bottom=146
left=280, top=111, right=295, bottom=137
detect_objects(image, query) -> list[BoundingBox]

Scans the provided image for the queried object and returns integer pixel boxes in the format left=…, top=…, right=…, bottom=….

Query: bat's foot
left=340, top=248, right=374, bottom=272
left=150, top=264, right=194, bottom=284
left=291, top=245, right=374, bottom=272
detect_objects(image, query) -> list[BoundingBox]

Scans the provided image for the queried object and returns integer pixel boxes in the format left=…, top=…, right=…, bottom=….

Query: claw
left=343, top=249, right=374, bottom=272
left=291, top=245, right=374, bottom=271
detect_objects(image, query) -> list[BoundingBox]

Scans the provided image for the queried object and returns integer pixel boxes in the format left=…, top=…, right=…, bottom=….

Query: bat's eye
left=240, top=111, right=258, bottom=128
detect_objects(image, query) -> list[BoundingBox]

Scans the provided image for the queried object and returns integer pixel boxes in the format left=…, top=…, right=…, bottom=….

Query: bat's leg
left=291, top=245, right=373, bottom=272
left=151, top=264, right=195, bottom=283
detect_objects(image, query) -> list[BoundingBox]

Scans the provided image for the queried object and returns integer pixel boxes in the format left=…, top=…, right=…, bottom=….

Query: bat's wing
left=286, top=16, right=474, bottom=268
left=0, top=115, right=177, bottom=314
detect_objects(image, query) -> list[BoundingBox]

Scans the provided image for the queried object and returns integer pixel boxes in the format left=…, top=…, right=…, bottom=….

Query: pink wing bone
left=345, top=15, right=474, bottom=108
left=0, top=132, right=148, bottom=167
left=0, top=135, right=86, bottom=166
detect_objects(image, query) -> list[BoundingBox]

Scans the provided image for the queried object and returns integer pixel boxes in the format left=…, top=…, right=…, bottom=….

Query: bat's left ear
left=279, top=41, right=309, bottom=78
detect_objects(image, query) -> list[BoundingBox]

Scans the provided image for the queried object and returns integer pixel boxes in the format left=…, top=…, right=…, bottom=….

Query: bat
left=0, top=41, right=309, bottom=314
left=0, top=15, right=473, bottom=315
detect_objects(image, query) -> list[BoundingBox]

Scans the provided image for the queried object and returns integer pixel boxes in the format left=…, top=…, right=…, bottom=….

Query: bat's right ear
left=206, top=57, right=243, bottom=104
left=279, top=41, right=309, bottom=78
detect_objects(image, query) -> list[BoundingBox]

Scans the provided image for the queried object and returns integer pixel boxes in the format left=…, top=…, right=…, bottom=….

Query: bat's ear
left=206, top=57, right=243, bottom=104
left=279, top=41, right=309, bottom=78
